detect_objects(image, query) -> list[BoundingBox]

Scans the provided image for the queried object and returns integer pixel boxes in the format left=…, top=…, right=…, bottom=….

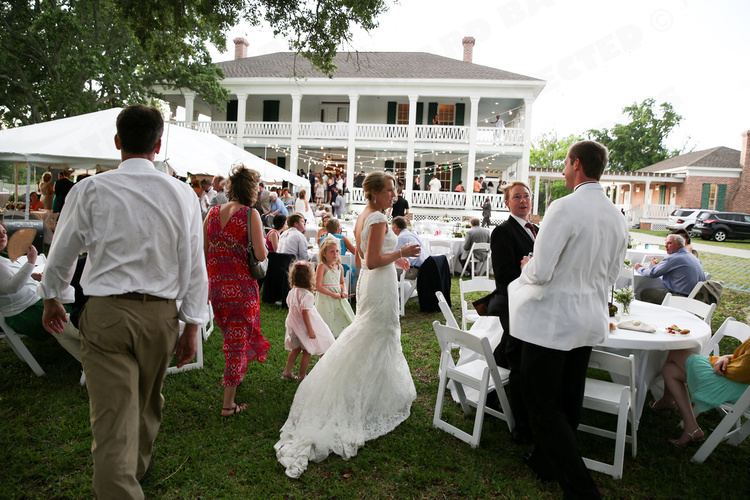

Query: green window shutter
left=658, top=185, right=666, bottom=204
left=454, top=103, right=465, bottom=126
left=700, top=183, right=710, bottom=209
left=226, top=100, right=238, bottom=121
left=427, top=102, right=438, bottom=124
left=416, top=102, right=424, bottom=124
left=386, top=102, right=397, bottom=124
left=716, top=184, right=727, bottom=210
left=277, top=156, right=286, bottom=169
left=384, top=160, right=394, bottom=172
left=451, top=163, right=462, bottom=188
left=262, top=100, right=280, bottom=122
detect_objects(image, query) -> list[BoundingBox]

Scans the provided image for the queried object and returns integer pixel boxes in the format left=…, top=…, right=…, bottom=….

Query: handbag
left=246, top=207, right=268, bottom=279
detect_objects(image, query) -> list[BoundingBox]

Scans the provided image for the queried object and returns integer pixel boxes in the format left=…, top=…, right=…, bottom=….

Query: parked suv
left=694, top=211, right=750, bottom=242
left=666, top=208, right=702, bottom=232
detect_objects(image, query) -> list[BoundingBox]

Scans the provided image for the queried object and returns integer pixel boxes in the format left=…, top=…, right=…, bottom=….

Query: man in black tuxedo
left=487, top=180, right=537, bottom=443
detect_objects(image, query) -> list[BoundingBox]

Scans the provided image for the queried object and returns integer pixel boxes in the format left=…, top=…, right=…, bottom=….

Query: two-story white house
left=158, top=36, right=545, bottom=220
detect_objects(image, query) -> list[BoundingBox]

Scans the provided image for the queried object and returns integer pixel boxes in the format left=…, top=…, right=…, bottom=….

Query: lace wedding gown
left=275, top=211, right=416, bottom=478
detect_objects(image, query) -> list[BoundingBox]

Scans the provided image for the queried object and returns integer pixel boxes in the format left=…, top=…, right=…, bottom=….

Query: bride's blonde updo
left=363, top=171, right=396, bottom=202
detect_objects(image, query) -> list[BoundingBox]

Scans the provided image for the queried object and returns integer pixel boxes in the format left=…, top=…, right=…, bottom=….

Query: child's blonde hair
left=289, top=261, right=314, bottom=290
left=318, top=236, right=341, bottom=267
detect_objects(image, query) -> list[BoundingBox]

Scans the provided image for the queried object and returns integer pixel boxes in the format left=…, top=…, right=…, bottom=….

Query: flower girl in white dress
left=275, top=172, right=422, bottom=478
left=315, top=236, right=355, bottom=337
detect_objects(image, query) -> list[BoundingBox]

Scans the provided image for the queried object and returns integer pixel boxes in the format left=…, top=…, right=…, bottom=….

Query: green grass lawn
left=2, top=283, right=750, bottom=498
left=631, top=229, right=750, bottom=250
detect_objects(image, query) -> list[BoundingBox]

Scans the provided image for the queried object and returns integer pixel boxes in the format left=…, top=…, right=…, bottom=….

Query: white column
left=346, top=93, right=359, bottom=195
left=518, top=97, right=534, bottom=183
left=610, top=182, right=617, bottom=203
left=644, top=180, right=652, bottom=218
left=236, top=93, right=247, bottom=148
left=404, top=95, right=418, bottom=204
left=184, top=93, right=195, bottom=126
left=290, top=93, right=302, bottom=174
left=533, top=173, right=541, bottom=215
left=465, top=96, right=480, bottom=211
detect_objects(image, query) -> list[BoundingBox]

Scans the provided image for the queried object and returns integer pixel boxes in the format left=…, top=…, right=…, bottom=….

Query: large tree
left=0, top=0, right=387, bottom=127
left=529, top=133, right=582, bottom=215
left=587, top=98, right=683, bottom=171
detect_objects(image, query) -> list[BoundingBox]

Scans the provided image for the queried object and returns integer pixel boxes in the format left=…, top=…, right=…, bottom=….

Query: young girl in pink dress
left=282, top=261, right=336, bottom=381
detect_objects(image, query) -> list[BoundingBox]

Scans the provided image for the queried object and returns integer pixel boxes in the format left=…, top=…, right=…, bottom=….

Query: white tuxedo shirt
left=509, top=183, right=628, bottom=351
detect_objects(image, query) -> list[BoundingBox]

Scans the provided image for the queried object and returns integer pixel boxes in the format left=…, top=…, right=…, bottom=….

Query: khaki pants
left=80, top=296, right=178, bottom=500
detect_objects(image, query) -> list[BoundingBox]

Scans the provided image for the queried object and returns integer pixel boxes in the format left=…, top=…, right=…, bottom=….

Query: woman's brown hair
left=289, top=261, right=314, bottom=290
left=226, top=164, right=260, bottom=206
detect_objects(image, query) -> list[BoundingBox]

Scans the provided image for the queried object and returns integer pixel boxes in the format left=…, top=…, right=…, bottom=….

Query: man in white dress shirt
left=40, top=105, right=209, bottom=499
left=428, top=175, right=442, bottom=192
left=278, top=213, right=309, bottom=261
left=509, top=141, right=627, bottom=498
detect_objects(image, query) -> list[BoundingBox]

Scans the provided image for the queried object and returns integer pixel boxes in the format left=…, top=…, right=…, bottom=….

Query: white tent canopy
left=0, top=108, right=308, bottom=187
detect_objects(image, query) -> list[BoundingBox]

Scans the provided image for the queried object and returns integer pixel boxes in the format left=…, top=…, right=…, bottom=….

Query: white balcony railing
left=414, top=125, right=468, bottom=143
left=641, top=203, right=677, bottom=219
left=299, top=122, right=348, bottom=140
left=356, top=123, right=409, bottom=141
left=475, top=127, right=525, bottom=146
left=411, top=191, right=467, bottom=208
left=171, top=121, right=526, bottom=148
left=470, top=193, right=505, bottom=211
left=243, top=121, right=292, bottom=138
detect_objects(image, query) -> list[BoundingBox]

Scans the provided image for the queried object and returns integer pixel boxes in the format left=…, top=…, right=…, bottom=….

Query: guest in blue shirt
left=391, top=216, right=428, bottom=280
left=634, top=233, right=706, bottom=304
left=265, top=191, right=288, bottom=226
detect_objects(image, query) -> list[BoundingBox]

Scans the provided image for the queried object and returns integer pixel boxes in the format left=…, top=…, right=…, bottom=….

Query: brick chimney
left=233, top=37, right=249, bottom=60
left=462, top=36, right=475, bottom=63
left=740, top=130, right=750, bottom=172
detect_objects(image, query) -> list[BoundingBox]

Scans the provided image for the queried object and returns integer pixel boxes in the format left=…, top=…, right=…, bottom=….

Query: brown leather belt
left=114, top=292, right=170, bottom=302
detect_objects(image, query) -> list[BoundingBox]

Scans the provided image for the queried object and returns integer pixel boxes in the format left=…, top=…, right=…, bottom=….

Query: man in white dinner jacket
left=508, top=140, right=628, bottom=499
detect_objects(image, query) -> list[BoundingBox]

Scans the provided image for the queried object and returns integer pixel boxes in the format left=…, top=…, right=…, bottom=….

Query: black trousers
left=521, top=342, right=600, bottom=500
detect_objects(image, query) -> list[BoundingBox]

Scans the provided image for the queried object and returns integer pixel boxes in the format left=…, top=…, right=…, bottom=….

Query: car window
left=744, top=215, right=750, bottom=223
left=676, top=209, right=695, bottom=217
left=696, top=211, right=714, bottom=220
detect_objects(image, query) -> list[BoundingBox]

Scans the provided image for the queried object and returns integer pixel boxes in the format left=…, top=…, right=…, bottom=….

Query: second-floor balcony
left=172, top=121, right=525, bottom=148
left=348, top=188, right=506, bottom=211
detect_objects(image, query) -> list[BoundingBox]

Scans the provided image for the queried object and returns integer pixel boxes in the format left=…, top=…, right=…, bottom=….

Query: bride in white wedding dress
left=275, top=171, right=422, bottom=479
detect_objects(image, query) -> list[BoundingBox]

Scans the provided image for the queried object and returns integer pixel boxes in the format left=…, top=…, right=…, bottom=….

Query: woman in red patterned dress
left=204, top=164, right=269, bottom=417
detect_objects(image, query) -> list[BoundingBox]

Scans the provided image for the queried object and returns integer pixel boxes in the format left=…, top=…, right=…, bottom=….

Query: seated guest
left=278, top=213, right=308, bottom=261
left=319, top=218, right=355, bottom=256
left=29, top=192, right=45, bottom=211
left=316, top=213, right=331, bottom=243
left=266, top=215, right=287, bottom=253
left=265, top=191, right=289, bottom=226
left=0, top=223, right=80, bottom=362
left=633, top=233, right=705, bottom=304
left=672, top=228, right=698, bottom=257
left=280, top=188, right=295, bottom=209
left=460, top=217, right=490, bottom=267
left=654, top=337, right=750, bottom=446
left=391, top=216, right=427, bottom=280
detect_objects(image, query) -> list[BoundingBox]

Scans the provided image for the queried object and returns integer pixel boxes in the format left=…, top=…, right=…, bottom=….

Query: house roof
left=216, top=52, right=542, bottom=81
left=638, top=146, right=741, bottom=172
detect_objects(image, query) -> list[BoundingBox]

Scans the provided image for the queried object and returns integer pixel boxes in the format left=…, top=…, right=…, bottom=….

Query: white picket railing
left=411, top=190, right=467, bottom=208
left=172, top=121, right=237, bottom=136
left=642, top=203, right=676, bottom=219
left=356, top=123, right=409, bottom=141
left=475, top=127, right=525, bottom=146
left=414, top=125, right=468, bottom=143
left=470, top=192, right=505, bottom=210
left=243, top=121, right=292, bottom=138
left=299, top=122, right=348, bottom=139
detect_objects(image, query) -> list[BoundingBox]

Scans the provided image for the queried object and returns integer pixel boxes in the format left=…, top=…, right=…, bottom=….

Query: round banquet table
left=598, top=299, right=711, bottom=424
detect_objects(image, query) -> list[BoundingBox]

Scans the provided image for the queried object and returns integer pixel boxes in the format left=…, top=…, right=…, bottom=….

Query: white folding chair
left=398, top=268, right=418, bottom=317
left=432, top=321, right=514, bottom=448
left=686, top=281, right=706, bottom=300
left=701, top=317, right=750, bottom=357
left=430, top=240, right=455, bottom=273
left=579, top=349, right=637, bottom=480
left=459, top=277, right=495, bottom=331
left=460, top=242, right=491, bottom=279
left=0, top=314, right=46, bottom=376
left=435, top=291, right=459, bottom=329
left=691, top=318, right=750, bottom=463
left=661, top=293, right=716, bottom=326
left=692, top=384, right=750, bottom=464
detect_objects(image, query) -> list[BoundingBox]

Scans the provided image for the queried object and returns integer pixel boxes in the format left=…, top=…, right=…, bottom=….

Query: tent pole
left=24, top=162, right=31, bottom=220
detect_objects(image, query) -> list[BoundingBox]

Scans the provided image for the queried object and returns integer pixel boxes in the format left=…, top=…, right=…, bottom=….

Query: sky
left=213, top=0, right=750, bottom=153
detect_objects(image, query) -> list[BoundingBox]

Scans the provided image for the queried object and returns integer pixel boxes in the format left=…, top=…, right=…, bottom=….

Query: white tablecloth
left=450, top=316, right=503, bottom=402
left=599, top=299, right=711, bottom=423
left=420, top=235, right=465, bottom=273
left=626, top=247, right=666, bottom=265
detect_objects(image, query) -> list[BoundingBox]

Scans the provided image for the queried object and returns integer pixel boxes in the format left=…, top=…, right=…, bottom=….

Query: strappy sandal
left=221, top=402, right=247, bottom=417
left=281, top=372, right=299, bottom=381
left=669, top=427, right=704, bottom=447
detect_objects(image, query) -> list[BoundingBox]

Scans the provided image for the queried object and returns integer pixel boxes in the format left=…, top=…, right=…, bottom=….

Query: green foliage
left=529, top=133, right=581, bottom=214
left=587, top=98, right=683, bottom=171
left=0, top=0, right=388, bottom=127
